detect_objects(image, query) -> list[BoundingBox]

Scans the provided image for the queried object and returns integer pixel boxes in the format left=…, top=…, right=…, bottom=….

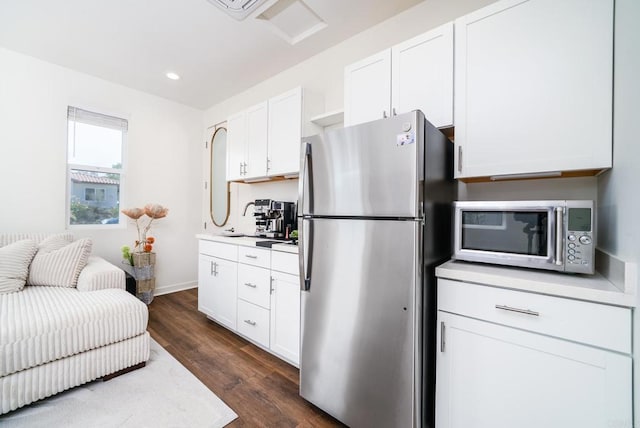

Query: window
left=67, top=106, right=127, bottom=226
left=84, top=188, right=106, bottom=202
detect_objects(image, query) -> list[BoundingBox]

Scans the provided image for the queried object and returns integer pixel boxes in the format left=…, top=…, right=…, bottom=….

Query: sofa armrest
left=76, top=256, right=126, bottom=291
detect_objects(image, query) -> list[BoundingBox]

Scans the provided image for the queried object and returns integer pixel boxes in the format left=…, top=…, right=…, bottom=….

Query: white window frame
left=66, top=106, right=127, bottom=229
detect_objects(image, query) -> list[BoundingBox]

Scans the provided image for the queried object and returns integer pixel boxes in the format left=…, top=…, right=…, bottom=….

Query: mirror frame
left=209, top=124, right=230, bottom=227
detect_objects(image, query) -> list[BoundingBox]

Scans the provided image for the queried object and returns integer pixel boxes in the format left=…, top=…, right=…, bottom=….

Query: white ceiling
left=0, top=0, right=424, bottom=109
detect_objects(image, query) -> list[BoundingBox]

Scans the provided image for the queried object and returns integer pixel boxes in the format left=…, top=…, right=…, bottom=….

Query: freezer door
left=299, top=111, right=424, bottom=218
left=299, top=217, right=422, bottom=428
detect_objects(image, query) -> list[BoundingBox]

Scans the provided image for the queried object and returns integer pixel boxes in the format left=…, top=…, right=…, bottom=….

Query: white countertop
left=436, top=260, right=636, bottom=308
left=196, top=234, right=298, bottom=254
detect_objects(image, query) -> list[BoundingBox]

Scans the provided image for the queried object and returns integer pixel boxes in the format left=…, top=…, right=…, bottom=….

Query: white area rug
left=0, top=339, right=238, bottom=427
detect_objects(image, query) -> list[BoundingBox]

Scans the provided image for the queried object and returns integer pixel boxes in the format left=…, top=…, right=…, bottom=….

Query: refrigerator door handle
left=299, top=218, right=313, bottom=291
left=298, top=140, right=313, bottom=215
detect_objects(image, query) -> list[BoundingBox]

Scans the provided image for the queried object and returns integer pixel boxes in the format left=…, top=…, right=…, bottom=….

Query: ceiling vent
left=256, top=0, right=327, bottom=45
left=206, top=0, right=270, bottom=21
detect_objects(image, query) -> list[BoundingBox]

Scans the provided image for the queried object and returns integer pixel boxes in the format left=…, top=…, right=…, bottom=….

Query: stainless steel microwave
left=453, top=200, right=595, bottom=274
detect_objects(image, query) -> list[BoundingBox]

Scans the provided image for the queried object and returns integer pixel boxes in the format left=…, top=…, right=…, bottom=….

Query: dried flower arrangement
left=121, top=203, right=169, bottom=265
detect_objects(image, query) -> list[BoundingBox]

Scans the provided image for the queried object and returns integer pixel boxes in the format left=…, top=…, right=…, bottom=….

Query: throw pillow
left=0, top=240, right=37, bottom=294
left=28, top=238, right=92, bottom=288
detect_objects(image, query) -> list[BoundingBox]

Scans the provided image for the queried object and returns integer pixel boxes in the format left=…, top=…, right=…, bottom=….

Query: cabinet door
left=454, top=0, right=613, bottom=178
left=214, top=257, right=238, bottom=330
left=392, top=22, right=453, bottom=128
left=344, top=50, right=392, bottom=126
left=197, top=254, right=216, bottom=317
left=267, top=87, right=302, bottom=176
left=198, top=254, right=238, bottom=330
left=435, top=312, right=632, bottom=428
left=270, top=271, right=300, bottom=366
left=245, top=101, right=268, bottom=179
left=226, top=111, right=246, bottom=181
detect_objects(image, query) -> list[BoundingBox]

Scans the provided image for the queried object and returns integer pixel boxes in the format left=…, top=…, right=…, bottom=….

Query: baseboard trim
left=155, top=281, right=197, bottom=296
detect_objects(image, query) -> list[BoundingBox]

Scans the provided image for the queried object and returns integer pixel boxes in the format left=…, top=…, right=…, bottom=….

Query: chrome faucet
left=242, top=201, right=255, bottom=216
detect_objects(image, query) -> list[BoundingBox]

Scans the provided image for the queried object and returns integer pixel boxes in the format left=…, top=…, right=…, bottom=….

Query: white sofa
left=0, top=233, right=150, bottom=415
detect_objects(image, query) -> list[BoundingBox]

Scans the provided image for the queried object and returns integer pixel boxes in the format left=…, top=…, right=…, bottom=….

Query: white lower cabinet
left=197, top=254, right=238, bottom=330
left=237, top=299, right=270, bottom=348
left=269, top=271, right=301, bottom=365
left=436, top=280, right=632, bottom=428
left=237, top=263, right=271, bottom=310
left=198, top=238, right=300, bottom=366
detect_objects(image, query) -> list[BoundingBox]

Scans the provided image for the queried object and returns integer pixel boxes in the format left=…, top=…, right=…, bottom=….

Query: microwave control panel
left=565, top=206, right=594, bottom=274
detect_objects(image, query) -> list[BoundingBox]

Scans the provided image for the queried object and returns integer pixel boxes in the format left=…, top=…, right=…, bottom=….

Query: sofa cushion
left=0, top=240, right=37, bottom=294
left=28, top=236, right=92, bottom=287
left=0, top=233, right=74, bottom=248
left=0, top=286, right=148, bottom=377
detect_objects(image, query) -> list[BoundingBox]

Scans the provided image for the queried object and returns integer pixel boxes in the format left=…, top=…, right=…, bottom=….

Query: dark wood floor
left=147, top=288, right=344, bottom=427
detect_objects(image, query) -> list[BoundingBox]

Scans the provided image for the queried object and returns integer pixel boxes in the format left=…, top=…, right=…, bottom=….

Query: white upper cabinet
left=454, top=0, right=613, bottom=179
left=226, top=87, right=321, bottom=181
left=344, top=22, right=454, bottom=128
left=344, top=50, right=392, bottom=126
left=268, top=87, right=303, bottom=177
left=226, top=111, right=246, bottom=181
left=226, top=102, right=268, bottom=181
left=392, top=23, right=454, bottom=127
left=245, top=102, right=269, bottom=179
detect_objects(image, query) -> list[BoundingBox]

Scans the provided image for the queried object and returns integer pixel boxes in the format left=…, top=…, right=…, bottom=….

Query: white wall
left=0, top=47, right=203, bottom=294
left=597, top=0, right=640, bottom=424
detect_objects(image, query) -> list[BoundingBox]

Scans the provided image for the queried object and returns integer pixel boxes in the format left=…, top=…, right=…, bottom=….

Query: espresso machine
left=253, top=199, right=296, bottom=239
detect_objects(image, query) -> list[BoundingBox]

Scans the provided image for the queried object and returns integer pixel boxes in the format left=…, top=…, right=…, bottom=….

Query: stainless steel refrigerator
left=298, top=110, right=455, bottom=428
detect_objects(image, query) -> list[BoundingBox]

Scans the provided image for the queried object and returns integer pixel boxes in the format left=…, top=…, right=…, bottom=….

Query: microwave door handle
left=554, top=207, right=563, bottom=266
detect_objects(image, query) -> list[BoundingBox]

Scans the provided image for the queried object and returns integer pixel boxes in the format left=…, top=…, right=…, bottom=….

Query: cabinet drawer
left=237, top=264, right=271, bottom=309
left=237, top=299, right=270, bottom=348
left=438, top=279, right=631, bottom=354
left=238, top=246, right=270, bottom=268
left=199, top=240, right=238, bottom=262
left=271, top=251, right=298, bottom=275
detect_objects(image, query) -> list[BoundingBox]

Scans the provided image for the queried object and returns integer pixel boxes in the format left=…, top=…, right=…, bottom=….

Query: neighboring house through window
left=67, top=106, right=127, bottom=226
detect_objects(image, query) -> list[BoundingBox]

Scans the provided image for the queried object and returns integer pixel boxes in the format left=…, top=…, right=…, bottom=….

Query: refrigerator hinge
left=440, top=321, right=445, bottom=352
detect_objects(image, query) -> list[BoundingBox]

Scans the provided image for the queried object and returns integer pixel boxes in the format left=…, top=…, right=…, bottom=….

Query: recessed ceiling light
left=166, top=72, right=180, bottom=80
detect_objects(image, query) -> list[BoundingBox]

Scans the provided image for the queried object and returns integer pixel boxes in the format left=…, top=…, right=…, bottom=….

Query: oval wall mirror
left=210, top=126, right=230, bottom=227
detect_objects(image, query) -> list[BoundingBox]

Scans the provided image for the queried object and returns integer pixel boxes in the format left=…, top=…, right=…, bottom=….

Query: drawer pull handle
left=244, top=254, right=258, bottom=259
left=495, top=304, right=539, bottom=317
left=244, top=319, right=256, bottom=326
left=244, top=282, right=257, bottom=288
